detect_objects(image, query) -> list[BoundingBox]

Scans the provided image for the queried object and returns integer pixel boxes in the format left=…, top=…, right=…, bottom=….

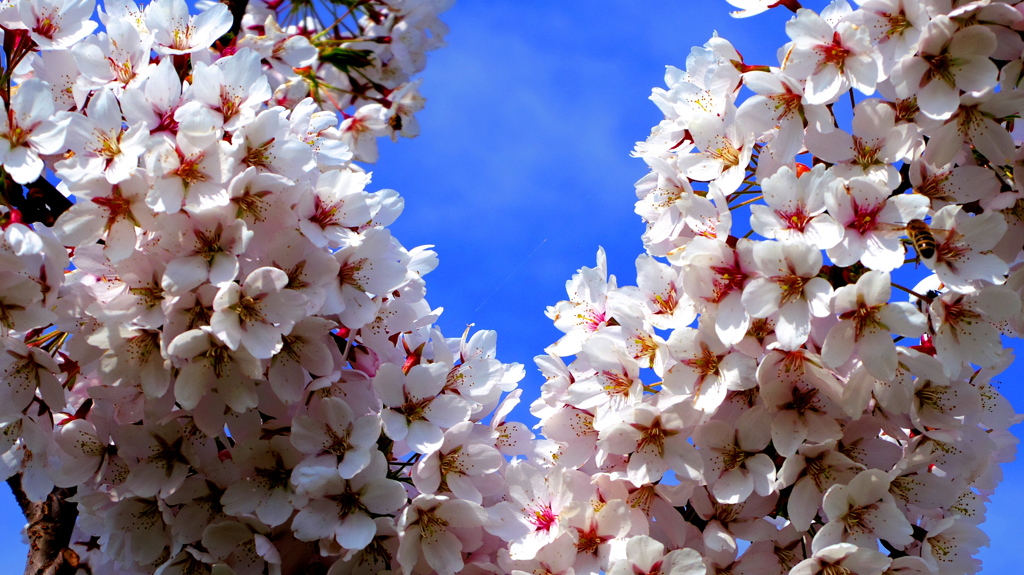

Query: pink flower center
left=528, top=505, right=557, bottom=531
left=776, top=207, right=811, bottom=232
left=817, top=32, right=850, bottom=69
left=847, top=200, right=884, bottom=235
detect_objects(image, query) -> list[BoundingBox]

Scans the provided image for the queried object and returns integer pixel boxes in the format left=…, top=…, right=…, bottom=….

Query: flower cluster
left=0, top=0, right=542, bottom=574
left=523, top=1, right=1024, bottom=574
left=3, top=0, right=1024, bottom=574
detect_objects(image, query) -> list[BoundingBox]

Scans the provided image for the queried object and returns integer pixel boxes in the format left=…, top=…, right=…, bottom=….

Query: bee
left=905, top=219, right=937, bottom=260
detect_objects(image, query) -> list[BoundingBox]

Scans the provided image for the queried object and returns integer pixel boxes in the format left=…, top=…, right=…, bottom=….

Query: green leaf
left=320, top=47, right=374, bottom=71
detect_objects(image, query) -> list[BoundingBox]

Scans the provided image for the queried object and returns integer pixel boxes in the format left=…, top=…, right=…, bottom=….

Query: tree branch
left=7, top=474, right=81, bottom=575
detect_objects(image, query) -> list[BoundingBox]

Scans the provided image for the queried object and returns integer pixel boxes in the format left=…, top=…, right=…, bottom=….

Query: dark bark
left=7, top=474, right=81, bottom=575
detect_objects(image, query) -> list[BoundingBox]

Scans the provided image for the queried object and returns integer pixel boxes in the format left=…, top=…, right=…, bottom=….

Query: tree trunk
left=7, top=475, right=81, bottom=575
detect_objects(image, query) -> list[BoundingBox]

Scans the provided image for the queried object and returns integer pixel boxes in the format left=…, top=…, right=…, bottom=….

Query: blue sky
left=2, top=1, right=1022, bottom=571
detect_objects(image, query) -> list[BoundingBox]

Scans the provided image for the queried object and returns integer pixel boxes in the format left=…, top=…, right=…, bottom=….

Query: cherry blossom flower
left=60, top=87, right=148, bottom=184
left=291, top=451, right=407, bottom=551
left=750, top=164, right=842, bottom=247
left=663, top=321, right=756, bottom=412
left=783, top=7, right=879, bottom=104
left=291, top=396, right=381, bottom=479
left=813, top=469, right=914, bottom=553
left=825, top=177, right=929, bottom=272
left=16, top=0, right=97, bottom=50
left=597, top=402, right=703, bottom=486
left=145, top=0, right=231, bottom=55
left=210, top=266, right=307, bottom=359
left=697, top=406, right=776, bottom=504
left=0, top=79, right=68, bottom=184
left=922, top=205, right=1009, bottom=292
left=790, top=543, right=890, bottom=575
left=53, top=173, right=153, bottom=262
left=891, top=17, right=998, bottom=120
left=741, top=239, right=833, bottom=349
left=805, top=99, right=918, bottom=189
left=396, top=494, right=488, bottom=575
left=821, top=270, right=926, bottom=380
left=374, top=362, right=472, bottom=453
left=606, top=535, right=705, bottom=575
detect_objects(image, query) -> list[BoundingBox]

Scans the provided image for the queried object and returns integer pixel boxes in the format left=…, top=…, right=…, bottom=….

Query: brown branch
left=7, top=474, right=81, bottom=575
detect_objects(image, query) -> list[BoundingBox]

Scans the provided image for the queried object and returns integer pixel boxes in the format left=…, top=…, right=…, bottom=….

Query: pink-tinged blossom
left=0, top=79, right=68, bottom=184
left=412, top=421, right=504, bottom=504
left=267, top=316, right=337, bottom=404
left=738, top=71, right=832, bottom=164
left=239, top=15, right=318, bottom=74
left=325, top=228, right=409, bottom=329
left=648, top=41, right=740, bottom=127
left=813, top=469, right=913, bottom=553
left=15, top=0, right=97, bottom=50
left=53, top=173, right=153, bottom=263
left=166, top=326, right=263, bottom=414
left=158, top=207, right=252, bottom=293
left=680, top=236, right=756, bottom=346
left=626, top=253, right=696, bottom=331
left=145, top=132, right=230, bottom=214
left=741, top=239, right=833, bottom=349
left=297, top=169, right=372, bottom=249
left=910, top=371, right=983, bottom=439
left=598, top=402, right=703, bottom=486
left=87, top=324, right=170, bottom=398
left=929, top=285, right=1020, bottom=377
left=396, top=494, right=488, bottom=575
left=52, top=418, right=127, bottom=488
left=734, top=527, right=806, bottom=575
left=226, top=107, right=313, bottom=181
left=689, top=489, right=780, bottom=556
left=290, top=396, right=381, bottom=480
left=850, top=0, right=929, bottom=70
left=291, top=451, right=407, bottom=551
left=805, top=99, right=918, bottom=189
left=540, top=406, right=599, bottom=470
left=210, top=266, right=307, bottom=359
left=920, top=516, right=988, bottom=575
left=758, top=347, right=845, bottom=456
left=374, top=362, right=472, bottom=454
left=564, top=332, right=645, bottom=428
left=790, top=543, right=891, bottom=575
left=783, top=8, right=879, bottom=104
left=0, top=338, right=63, bottom=417
left=545, top=249, right=617, bottom=356
left=500, top=460, right=587, bottom=560
left=677, top=112, right=755, bottom=193
left=698, top=406, right=776, bottom=504
left=821, top=270, right=926, bottom=380
left=0, top=271, right=58, bottom=337
left=750, top=164, right=842, bottom=247
left=776, top=440, right=862, bottom=531
left=606, top=535, right=705, bottom=575
left=891, top=18, right=998, bottom=120
left=663, top=321, right=756, bottom=413
left=825, top=178, right=929, bottom=272
left=120, top=57, right=185, bottom=134
left=117, top=422, right=196, bottom=498
left=103, top=497, right=172, bottom=566
left=921, top=88, right=1024, bottom=168
left=59, top=88, right=148, bottom=185
left=145, top=0, right=231, bottom=55
left=72, top=18, right=152, bottom=91
left=922, top=206, right=1009, bottom=292
left=184, top=48, right=272, bottom=134
left=908, top=158, right=1001, bottom=208
left=340, top=104, right=389, bottom=163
